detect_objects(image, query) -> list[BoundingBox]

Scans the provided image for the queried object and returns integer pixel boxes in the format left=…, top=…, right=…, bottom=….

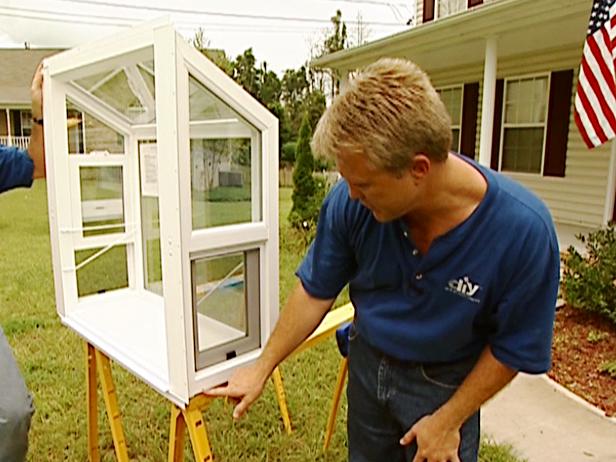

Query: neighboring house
left=312, top=0, right=616, bottom=250
left=0, top=48, right=63, bottom=150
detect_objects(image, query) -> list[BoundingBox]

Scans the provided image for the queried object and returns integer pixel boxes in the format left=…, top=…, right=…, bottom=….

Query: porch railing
left=0, top=136, right=30, bottom=150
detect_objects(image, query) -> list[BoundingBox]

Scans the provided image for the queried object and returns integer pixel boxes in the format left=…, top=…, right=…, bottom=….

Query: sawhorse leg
left=168, top=395, right=214, bottom=462
left=167, top=369, right=294, bottom=461
left=272, top=366, right=292, bottom=434
left=323, top=357, right=348, bottom=450
left=86, top=342, right=129, bottom=462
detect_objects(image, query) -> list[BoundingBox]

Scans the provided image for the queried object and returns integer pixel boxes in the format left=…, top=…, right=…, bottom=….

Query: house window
left=500, top=75, right=548, bottom=174
left=20, top=110, right=32, bottom=137
left=436, top=0, right=467, bottom=19
left=437, top=86, right=463, bottom=152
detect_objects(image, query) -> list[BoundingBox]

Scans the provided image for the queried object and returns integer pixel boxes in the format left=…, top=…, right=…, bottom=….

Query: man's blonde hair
left=311, top=58, right=452, bottom=173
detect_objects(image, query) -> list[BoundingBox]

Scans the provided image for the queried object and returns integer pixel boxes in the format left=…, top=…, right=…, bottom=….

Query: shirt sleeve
left=488, top=222, right=561, bottom=374
left=296, top=181, right=357, bottom=300
left=0, top=145, right=34, bottom=193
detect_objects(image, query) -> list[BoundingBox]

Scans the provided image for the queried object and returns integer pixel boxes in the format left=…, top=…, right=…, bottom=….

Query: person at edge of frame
left=0, top=62, right=45, bottom=462
left=206, top=58, right=560, bottom=462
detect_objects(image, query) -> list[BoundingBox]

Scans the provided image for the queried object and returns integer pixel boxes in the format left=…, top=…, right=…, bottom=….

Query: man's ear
left=409, top=153, right=431, bottom=179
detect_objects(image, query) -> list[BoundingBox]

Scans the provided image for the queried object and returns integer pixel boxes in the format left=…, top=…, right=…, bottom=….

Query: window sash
left=499, top=75, right=549, bottom=174
left=436, top=0, right=467, bottom=19
left=437, top=85, right=463, bottom=152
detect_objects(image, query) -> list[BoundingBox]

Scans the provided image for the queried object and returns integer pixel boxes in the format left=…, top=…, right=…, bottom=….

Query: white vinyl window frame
left=435, top=0, right=468, bottom=19
left=498, top=72, right=550, bottom=176
left=436, top=84, right=464, bottom=153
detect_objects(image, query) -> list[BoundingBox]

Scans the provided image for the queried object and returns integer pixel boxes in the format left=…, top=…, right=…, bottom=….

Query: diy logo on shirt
left=445, top=276, right=481, bottom=303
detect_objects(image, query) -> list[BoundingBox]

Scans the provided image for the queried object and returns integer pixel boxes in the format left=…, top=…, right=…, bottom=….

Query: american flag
left=574, top=0, right=616, bottom=149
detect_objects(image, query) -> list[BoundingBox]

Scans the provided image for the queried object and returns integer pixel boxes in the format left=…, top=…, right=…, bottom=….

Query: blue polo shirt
left=297, top=157, right=560, bottom=374
left=0, top=145, right=34, bottom=193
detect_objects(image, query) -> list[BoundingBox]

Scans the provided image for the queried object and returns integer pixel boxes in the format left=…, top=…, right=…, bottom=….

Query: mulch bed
left=548, top=304, right=616, bottom=417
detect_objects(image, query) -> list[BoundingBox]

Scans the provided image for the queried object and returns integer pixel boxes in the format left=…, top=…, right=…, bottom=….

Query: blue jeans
left=0, top=327, right=34, bottom=462
left=347, top=330, right=480, bottom=462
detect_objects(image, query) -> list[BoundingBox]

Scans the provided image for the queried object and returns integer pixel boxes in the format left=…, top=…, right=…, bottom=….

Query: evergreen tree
left=289, top=113, right=318, bottom=229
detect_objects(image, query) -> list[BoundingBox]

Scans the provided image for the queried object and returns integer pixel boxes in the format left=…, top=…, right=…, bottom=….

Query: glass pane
left=189, top=76, right=237, bottom=121
left=452, top=129, right=460, bottom=153
left=194, top=253, right=247, bottom=352
left=502, top=128, right=544, bottom=174
left=67, top=99, right=125, bottom=155
left=73, top=60, right=156, bottom=124
left=189, top=74, right=261, bottom=229
left=438, top=0, right=466, bottom=17
left=531, top=77, right=548, bottom=123
left=139, top=141, right=163, bottom=296
left=75, top=245, right=128, bottom=297
left=505, top=76, right=548, bottom=124
left=80, top=166, right=124, bottom=237
left=438, top=87, right=462, bottom=126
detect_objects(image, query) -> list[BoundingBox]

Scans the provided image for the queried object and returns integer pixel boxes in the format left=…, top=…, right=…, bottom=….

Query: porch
left=0, top=135, right=30, bottom=150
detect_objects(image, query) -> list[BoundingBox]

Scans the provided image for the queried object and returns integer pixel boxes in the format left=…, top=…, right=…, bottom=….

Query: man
left=0, top=62, right=44, bottom=461
left=208, top=58, right=560, bottom=462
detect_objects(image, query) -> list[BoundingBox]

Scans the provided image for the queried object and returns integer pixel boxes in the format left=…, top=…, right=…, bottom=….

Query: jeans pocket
left=349, top=319, right=360, bottom=342
left=420, top=357, right=476, bottom=390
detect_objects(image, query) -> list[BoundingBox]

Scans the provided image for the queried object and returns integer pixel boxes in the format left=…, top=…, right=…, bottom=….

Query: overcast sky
left=0, top=0, right=413, bottom=74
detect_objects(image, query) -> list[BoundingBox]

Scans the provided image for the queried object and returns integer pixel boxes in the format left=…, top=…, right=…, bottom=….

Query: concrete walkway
left=481, top=373, right=616, bottom=461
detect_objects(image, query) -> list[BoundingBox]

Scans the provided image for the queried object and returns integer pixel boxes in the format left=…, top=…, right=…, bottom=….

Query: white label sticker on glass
left=140, top=143, right=158, bottom=197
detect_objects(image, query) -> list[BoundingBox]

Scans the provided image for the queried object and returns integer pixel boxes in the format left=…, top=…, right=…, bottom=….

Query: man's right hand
left=205, top=362, right=272, bottom=420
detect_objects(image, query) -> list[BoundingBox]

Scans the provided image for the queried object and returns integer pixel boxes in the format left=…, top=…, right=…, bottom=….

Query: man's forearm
left=28, top=123, right=45, bottom=179
left=256, top=281, right=335, bottom=376
left=435, top=346, right=517, bottom=429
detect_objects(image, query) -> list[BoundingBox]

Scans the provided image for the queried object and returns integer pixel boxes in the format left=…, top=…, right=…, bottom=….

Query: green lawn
left=0, top=182, right=523, bottom=461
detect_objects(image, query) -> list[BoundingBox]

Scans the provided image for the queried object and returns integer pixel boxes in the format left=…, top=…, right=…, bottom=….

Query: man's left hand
left=400, top=412, right=461, bottom=462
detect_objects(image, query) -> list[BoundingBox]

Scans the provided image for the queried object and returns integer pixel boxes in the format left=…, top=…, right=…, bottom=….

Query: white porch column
left=6, top=108, right=11, bottom=146
left=604, top=140, right=616, bottom=223
left=339, top=69, right=350, bottom=93
left=478, top=36, right=498, bottom=167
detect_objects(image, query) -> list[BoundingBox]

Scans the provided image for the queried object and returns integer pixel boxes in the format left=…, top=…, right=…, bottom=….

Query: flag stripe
left=578, top=66, right=614, bottom=139
left=575, top=106, right=596, bottom=148
left=577, top=82, right=609, bottom=144
left=575, top=90, right=600, bottom=144
left=594, top=30, right=616, bottom=95
left=582, top=51, right=616, bottom=133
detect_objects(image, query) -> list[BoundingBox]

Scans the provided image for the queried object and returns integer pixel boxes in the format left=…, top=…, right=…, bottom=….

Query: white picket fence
left=0, top=136, right=30, bottom=150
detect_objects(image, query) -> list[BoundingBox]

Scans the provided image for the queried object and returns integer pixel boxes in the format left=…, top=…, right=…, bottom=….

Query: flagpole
left=604, top=139, right=616, bottom=224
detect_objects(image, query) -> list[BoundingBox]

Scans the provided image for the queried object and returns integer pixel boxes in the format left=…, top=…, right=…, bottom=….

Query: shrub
left=599, top=360, right=616, bottom=379
left=281, top=141, right=296, bottom=164
left=562, top=223, right=616, bottom=325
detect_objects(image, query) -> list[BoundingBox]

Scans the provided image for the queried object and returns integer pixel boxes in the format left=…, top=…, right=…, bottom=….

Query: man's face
left=336, top=151, right=419, bottom=223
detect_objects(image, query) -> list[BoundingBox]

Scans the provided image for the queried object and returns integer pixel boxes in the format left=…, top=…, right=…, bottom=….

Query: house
left=311, top=0, right=615, bottom=251
left=0, top=48, right=63, bottom=150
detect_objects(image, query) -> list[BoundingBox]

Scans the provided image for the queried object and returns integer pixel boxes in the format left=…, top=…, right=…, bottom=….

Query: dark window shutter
left=10, top=109, right=21, bottom=136
left=491, top=79, right=504, bottom=170
left=460, top=82, right=479, bottom=158
left=468, top=0, right=483, bottom=7
left=543, top=69, right=573, bottom=177
left=423, top=0, right=435, bottom=23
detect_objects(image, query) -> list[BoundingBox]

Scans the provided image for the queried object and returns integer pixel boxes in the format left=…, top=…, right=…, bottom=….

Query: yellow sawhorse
left=167, top=366, right=292, bottom=462
left=84, top=303, right=353, bottom=460
left=283, top=303, right=354, bottom=451
left=85, top=344, right=292, bottom=461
